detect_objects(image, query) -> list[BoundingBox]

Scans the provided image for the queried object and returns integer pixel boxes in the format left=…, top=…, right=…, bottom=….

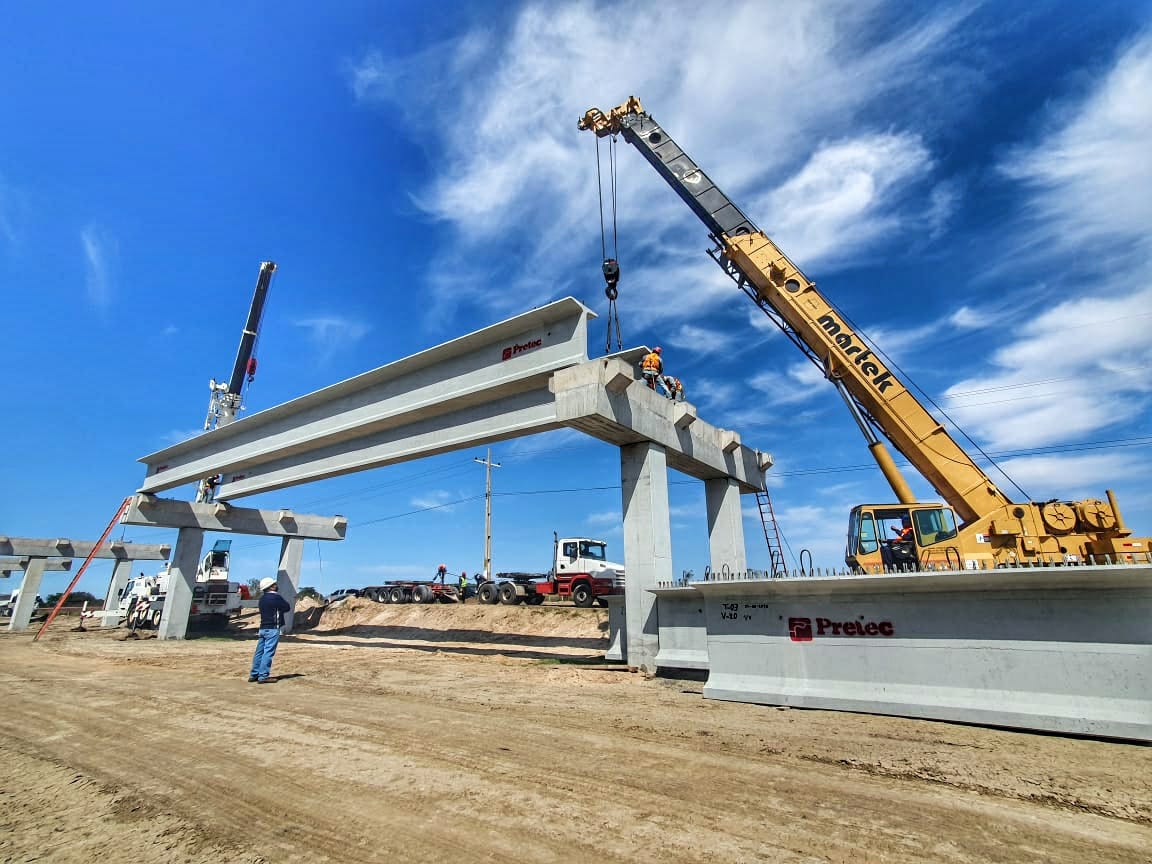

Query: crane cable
left=595, top=134, right=623, bottom=354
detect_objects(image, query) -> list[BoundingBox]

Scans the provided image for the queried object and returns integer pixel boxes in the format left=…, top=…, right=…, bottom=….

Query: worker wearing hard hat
left=248, top=576, right=291, bottom=684
left=458, top=570, right=468, bottom=603
left=661, top=375, right=685, bottom=402
left=640, top=346, right=663, bottom=390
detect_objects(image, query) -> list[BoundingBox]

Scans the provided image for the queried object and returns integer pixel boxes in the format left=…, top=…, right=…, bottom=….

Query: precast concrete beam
left=215, top=389, right=562, bottom=499
left=137, top=297, right=597, bottom=497
left=621, top=442, right=673, bottom=673
left=696, top=566, right=1152, bottom=742
left=0, top=538, right=170, bottom=560
left=0, top=557, right=72, bottom=576
left=102, top=560, right=135, bottom=626
left=552, top=358, right=766, bottom=493
left=122, top=495, right=347, bottom=540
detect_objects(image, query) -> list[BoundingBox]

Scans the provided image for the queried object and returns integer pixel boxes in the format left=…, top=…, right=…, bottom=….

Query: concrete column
left=102, top=560, right=136, bottom=626
left=620, top=442, right=673, bottom=673
left=277, top=537, right=304, bottom=634
left=7, top=559, right=46, bottom=633
left=705, top=478, right=747, bottom=576
left=157, top=527, right=204, bottom=640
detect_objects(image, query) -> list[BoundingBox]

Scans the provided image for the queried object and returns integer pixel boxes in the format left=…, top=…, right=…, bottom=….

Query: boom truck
left=116, top=540, right=242, bottom=629
left=578, top=97, right=1149, bottom=571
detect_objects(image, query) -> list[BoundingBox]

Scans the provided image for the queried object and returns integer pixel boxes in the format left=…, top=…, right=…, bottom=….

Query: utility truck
left=579, top=97, right=1150, bottom=572
left=117, top=539, right=242, bottom=629
left=479, top=535, right=625, bottom=607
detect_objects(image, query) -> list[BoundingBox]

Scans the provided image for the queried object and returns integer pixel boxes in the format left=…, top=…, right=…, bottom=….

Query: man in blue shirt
left=249, top=577, right=291, bottom=683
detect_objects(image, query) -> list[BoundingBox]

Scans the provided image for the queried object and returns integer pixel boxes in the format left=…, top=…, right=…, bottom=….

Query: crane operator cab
left=846, top=505, right=960, bottom=572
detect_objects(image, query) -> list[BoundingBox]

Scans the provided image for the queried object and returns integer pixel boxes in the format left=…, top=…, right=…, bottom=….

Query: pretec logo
left=789, top=616, right=894, bottom=641
left=501, top=338, right=543, bottom=361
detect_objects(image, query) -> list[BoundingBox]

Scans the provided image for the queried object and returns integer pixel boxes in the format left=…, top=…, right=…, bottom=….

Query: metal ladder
left=755, top=491, right=787, bottom=578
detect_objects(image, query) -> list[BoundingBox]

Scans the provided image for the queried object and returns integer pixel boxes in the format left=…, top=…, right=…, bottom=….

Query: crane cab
left=846, top=505, right=960, bottom=572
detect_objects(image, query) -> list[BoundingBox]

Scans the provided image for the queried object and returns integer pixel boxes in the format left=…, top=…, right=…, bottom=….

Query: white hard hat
left=259, top=577, right=277, bottom=591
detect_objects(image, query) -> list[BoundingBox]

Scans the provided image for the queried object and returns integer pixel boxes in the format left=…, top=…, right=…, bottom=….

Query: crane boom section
left=226, top=261, right=277, bottom=397
left=580, top=100, right=1009, bottom=526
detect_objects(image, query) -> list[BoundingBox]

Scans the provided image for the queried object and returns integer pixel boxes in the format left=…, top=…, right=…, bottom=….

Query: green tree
left=296, top=586, right=321, bottom=601
left=246, top=578, right=262, bottom=596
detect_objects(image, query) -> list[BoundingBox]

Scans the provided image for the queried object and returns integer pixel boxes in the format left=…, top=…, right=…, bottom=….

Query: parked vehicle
left=116, top=539, right=242, bottom=629
left=479, top=534, right=625, bottom=608
left=327, top=588, right=361, bottom=603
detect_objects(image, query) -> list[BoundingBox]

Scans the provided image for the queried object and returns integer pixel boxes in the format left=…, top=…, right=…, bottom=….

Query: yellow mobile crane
left=579, top=97, right=1149, bottom=571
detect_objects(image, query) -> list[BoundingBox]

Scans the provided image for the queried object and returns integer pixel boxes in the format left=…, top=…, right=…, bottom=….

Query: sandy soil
left=1, top=599, right=1149, bottom=863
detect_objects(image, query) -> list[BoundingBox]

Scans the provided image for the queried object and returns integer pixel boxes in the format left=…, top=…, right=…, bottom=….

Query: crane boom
left=225, top=260, right=276, bottom=397
left=579, top=100, right=1005, bottom=525
left=580, top=97, right=1148, bottom=569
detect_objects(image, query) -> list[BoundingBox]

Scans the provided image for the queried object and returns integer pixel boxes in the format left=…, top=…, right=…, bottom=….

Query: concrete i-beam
left=119, top=495, right=348, bottom=639
left=134, top=298, right=769, bottom=659
left=1, top=558, right=73, bottom=577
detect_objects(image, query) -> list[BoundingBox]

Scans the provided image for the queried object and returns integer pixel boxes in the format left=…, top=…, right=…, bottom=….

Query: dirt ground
left=1, top=598, right=1149, bottom=864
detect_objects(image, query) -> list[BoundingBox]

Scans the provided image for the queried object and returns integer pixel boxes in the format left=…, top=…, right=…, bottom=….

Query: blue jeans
left=250, top=627, right=281, bottom=681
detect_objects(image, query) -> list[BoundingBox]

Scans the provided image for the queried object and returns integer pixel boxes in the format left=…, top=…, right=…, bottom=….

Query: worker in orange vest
left=661, top=375, right=684, bottom=402
left=640, top=347, right=663, bottom=390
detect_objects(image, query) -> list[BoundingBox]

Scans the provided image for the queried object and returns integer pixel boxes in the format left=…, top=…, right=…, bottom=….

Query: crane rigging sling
left=595, top=133, right=623, bottom=354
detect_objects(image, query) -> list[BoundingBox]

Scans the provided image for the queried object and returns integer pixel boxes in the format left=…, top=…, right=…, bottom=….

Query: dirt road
left=1, top=601, right=1149, bottom=863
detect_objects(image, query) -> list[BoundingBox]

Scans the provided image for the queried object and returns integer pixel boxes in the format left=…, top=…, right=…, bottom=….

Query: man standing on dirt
left=249, top=577, right=290, bottom=684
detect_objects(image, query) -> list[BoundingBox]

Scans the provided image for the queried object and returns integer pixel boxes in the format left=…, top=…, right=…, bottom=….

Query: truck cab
left=554, top=537, right=625, bottom=587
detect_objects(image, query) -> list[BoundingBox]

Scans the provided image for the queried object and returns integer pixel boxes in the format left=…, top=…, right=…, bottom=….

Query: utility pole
left=473, top=448, right=501, bottom=580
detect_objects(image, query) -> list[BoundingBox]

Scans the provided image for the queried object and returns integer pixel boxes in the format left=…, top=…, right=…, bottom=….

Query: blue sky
left=2, top=1, right=1150, bottom=599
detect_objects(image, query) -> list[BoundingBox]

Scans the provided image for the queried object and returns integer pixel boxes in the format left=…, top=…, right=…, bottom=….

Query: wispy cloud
left=410, top=489, right=461, bottom=512
left=81, top=225, right=116, bottom=309
left=293, top=315, right=371, bottom=361
left=751, top=133, right=933, bottom=271
left=950, top=32, right=1152, bottom=451
left=353, top=562, right=430, bottom=578
left=348, top=1, right=972, bottom=323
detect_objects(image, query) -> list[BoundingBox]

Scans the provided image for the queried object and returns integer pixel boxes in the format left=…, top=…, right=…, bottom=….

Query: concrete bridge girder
left=132, top=297, right=770, bottom=659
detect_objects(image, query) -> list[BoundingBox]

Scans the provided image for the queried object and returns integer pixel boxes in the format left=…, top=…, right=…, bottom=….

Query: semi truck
left=478, top=535, right=625, bottom=607
left=578, top=97, right=1150, bottom=571
left=117, top=539, right=242, bottom=629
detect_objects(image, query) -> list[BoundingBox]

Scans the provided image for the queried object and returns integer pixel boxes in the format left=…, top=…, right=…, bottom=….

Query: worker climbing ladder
left=755, top=491, right=787, bottom=578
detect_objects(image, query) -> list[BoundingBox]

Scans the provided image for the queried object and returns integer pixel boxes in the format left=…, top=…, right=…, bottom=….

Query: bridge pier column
left=705, top=478, right=747, bottom=576
left=157, top=528, right=204, bottom=640
left=621, top=442, right=673, bottom=673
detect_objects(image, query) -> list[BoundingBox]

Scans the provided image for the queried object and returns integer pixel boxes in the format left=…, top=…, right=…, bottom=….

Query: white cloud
left=409, top=489, right=461, bottom=512
left=585, top=510, right=620, bottom=526
left=293, top=315, right=371, bottom=359
left=748, top=362, right=827, bottom=407
left=81, top=225, right=116, bottom=309
left=349, top=1, right=971, bottom=323
left=999, top=31, right=1152, bottom=258
left=752, top=133, right=934, bottom=270
left=949, top=33, right=1152, bottom=452
left=991, top=451, right=1152, bottom=502
left=353, top=562, right=430, bottom=578
left=159, top=427, right=204, bottom=445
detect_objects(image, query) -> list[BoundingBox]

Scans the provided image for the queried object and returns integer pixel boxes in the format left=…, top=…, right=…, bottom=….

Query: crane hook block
left=602, top=258, right=620, bottom=289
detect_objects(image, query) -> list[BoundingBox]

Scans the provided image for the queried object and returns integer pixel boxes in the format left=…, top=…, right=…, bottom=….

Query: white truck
left=117, top=539, right=243, bottom=629
left=478, top=535, right=626, bottom=607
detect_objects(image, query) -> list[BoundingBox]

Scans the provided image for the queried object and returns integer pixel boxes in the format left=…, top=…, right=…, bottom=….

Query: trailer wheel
left=498, top=582, right=520, bottom=605
left=388, top=587, right=406, bottom=604
left=478, top=583, right=499, bottom=605
left=572, top=583, right=594, bottom=608
left=413, top=585, right=434, bottom=604
left=527, top=593, right=545, bottom=606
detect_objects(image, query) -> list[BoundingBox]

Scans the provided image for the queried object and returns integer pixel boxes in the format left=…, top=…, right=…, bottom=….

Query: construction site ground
left=1, top=597, right=1149, bottom=864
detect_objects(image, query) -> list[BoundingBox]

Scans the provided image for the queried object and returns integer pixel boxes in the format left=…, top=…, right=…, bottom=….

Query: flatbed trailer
left=361, top=581, right=460, bottom=604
